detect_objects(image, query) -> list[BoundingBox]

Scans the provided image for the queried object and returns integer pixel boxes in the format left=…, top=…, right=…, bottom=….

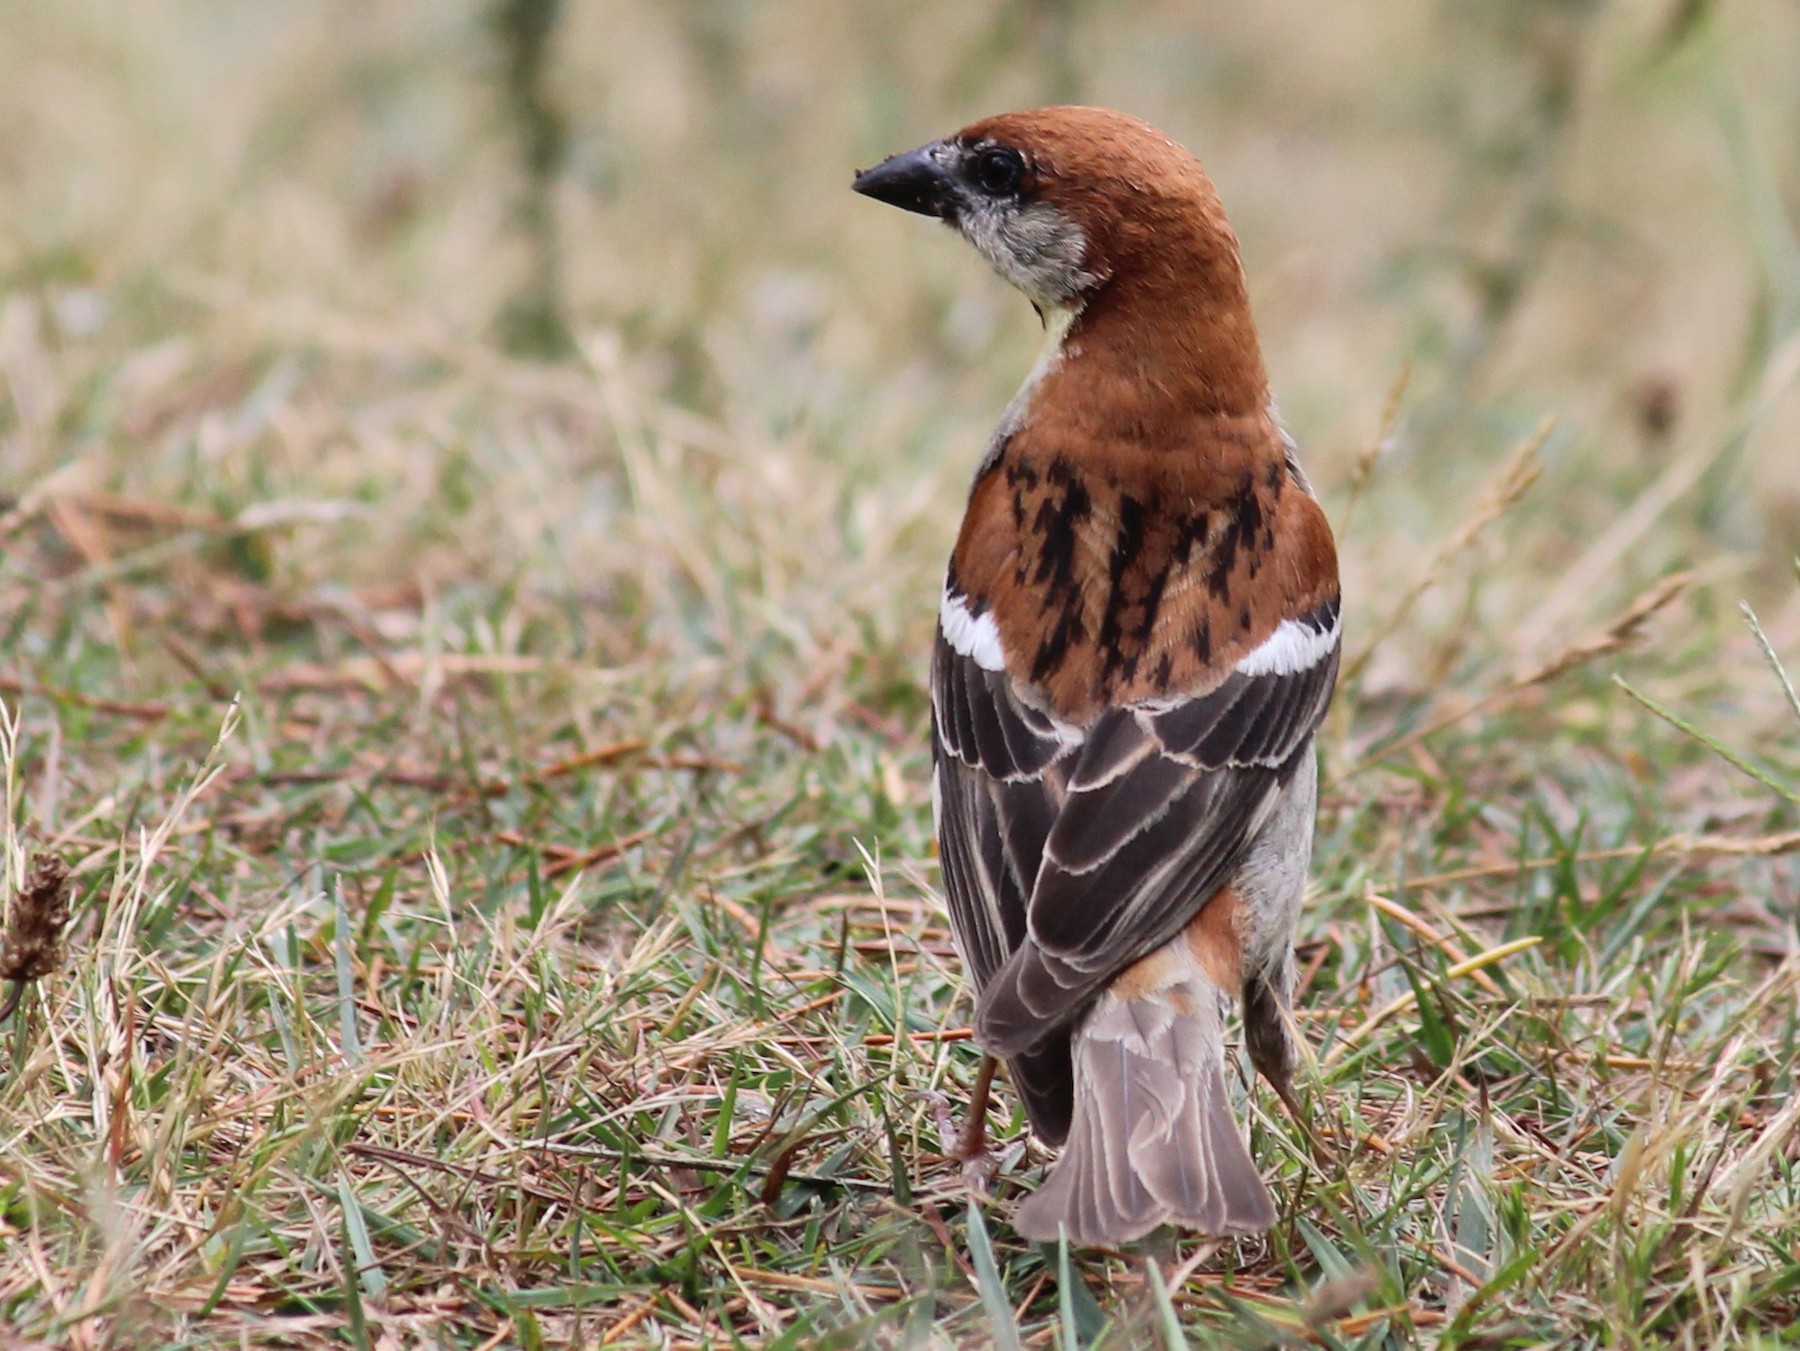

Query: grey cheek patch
left=959, top=201, right=1101, bottom=308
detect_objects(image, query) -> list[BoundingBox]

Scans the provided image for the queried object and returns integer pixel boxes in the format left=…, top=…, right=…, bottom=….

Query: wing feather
left=932, top=595, right=1338, bottom=1092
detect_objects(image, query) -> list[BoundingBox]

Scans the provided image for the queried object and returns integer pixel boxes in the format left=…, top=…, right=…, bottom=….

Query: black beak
left=853, top=144, right=956, bottom=219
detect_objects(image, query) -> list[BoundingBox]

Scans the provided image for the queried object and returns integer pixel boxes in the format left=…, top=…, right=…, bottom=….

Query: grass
left=3, top=1, right=1800, bottom=1346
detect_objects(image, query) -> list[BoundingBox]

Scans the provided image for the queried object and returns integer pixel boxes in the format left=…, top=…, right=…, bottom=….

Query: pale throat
left=1025, top=302, right=1081, bottom=393
left=971, top=297, right=1084, bottom=480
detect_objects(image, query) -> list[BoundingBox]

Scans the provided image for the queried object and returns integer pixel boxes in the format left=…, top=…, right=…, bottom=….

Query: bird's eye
left=973, top=146, right=1026, bottom=196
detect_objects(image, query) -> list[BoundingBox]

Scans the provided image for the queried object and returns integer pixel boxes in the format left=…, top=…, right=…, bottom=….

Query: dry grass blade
left=1739, top=601, right=1800, bottom=727
left=1365, top=891, right=1502, bottom=997
left=1335, top=362, right=1410, bottom=537
left=1400, top=827, right=1800, bottom=891
left=1341, top=418, right=1550, bottom=685
left=1653, top=828, right=1800, bottom=858
left=1507, top=571, right=1692, bottom=689
left=1350, top=570, right=1689, bottom=772
left=1522, top=330, right=1800, bottom=640
left=1323, top=936, right=1543, bottom=1064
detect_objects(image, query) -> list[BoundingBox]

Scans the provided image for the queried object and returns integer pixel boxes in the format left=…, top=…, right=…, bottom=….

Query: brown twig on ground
left=492, top=825, right=658, bottom=879
left=0, top=676, right=170, bottom=722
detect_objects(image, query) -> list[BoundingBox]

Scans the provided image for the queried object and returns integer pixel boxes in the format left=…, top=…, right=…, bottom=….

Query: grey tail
left=1011, top=984, right=1276, bottom=1246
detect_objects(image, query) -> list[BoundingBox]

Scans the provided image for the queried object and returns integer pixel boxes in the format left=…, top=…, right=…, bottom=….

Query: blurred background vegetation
left=5, top=0, right=1798, bottom=635
left=4, top=1, right=1800, bottom=1347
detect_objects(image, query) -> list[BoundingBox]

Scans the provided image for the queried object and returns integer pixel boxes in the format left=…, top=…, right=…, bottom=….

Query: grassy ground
left=4, top=2, right=1800, bottom=1347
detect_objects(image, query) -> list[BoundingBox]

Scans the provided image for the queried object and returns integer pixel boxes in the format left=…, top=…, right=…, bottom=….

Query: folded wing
left=933, top=597, right=1340, bottom=1063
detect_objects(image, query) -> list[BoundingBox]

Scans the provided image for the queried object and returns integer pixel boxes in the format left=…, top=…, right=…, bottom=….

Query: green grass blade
left=965, top=1202, right=1023, bottom=1351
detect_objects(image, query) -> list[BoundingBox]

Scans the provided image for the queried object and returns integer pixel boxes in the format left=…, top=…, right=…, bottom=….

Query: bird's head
left=857, top=106, right=1267, bottom=417
left=853, top=106, right=1240, bottom=318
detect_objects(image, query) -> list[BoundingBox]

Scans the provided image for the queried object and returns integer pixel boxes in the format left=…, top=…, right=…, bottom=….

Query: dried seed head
left=1, top=852, right=73, bottom=1021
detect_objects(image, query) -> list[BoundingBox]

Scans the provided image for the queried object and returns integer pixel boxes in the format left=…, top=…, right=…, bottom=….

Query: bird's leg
left=958, top=1054, right=1000, bottom=1190
left=1244, top=968, right=1335, bottom=1170
left=958, top=1054, right=997, bottom=1157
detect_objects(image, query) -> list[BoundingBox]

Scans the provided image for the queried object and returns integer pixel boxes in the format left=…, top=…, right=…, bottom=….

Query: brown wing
left=931, top=623, right=1082, bottom=1141
left=934, top=597, right=1340, bottom=1061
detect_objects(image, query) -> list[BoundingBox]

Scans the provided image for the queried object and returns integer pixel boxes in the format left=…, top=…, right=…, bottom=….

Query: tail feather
left=1011, top=975, right=1274, bottom=1246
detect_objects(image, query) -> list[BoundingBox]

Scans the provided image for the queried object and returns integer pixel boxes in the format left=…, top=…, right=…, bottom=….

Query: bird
left=853, top=106, right=1340, bottom=1246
